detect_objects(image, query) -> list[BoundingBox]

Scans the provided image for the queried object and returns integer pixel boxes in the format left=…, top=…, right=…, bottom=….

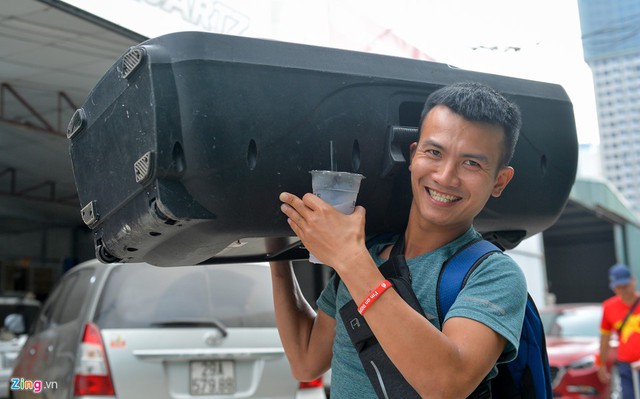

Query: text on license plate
left=190, top=360, right=236, bottom=395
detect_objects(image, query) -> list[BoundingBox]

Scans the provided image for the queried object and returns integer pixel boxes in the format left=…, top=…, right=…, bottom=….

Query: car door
left=11, top=266, right=97, bottom=399
left=44, top=267, right=96, bottom=399
left=11, top=276, right=68, bottom=399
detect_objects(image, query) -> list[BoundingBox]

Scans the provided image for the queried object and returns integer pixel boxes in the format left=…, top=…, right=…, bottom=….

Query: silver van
left=10, top=260, right=326, bottom=398
left=0, top=294, right=40, bottom=398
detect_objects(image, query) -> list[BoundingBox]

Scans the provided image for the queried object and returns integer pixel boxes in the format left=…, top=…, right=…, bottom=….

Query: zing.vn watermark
left=10, top=378, right=58, bottom=394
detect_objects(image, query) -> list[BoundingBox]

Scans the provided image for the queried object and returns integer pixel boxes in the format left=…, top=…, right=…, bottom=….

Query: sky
left=65, top=0, right=599, bottom=144
left=345, top=0, right=599, bottom=145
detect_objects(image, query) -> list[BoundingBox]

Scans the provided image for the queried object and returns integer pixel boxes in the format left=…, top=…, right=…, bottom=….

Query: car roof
left=76, top=258, right=270, bottom=269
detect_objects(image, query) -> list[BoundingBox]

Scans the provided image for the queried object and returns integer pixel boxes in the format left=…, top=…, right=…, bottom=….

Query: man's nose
left=434, top=160, right=460, bottom=186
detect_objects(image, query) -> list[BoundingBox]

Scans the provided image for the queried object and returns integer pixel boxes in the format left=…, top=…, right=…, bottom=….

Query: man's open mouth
left=427, top=188, right=461, bottom=204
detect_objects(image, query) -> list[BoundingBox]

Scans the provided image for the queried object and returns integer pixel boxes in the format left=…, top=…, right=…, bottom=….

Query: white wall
left=506, top=233, right=550, bottom=308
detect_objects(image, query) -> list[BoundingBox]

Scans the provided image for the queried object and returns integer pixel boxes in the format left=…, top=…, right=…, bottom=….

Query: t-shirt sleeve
left=316, top=272, right=339, bottom=319
left=443, top=252, right=528, bottom=364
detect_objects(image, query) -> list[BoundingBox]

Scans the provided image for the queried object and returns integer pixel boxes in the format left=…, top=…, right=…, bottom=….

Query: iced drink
left=308, top=170, right=365, bottom=264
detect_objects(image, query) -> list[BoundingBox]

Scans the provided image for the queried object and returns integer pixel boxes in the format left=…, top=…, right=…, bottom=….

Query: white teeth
left=428, top=188, right=460, bottom=203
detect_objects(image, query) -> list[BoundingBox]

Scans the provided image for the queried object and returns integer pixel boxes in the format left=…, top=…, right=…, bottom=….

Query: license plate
left=190, top=360, right=236, bottom=395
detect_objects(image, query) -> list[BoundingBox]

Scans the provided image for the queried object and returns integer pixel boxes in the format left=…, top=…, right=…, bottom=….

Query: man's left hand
left=278, top=191, right=367, bottom=268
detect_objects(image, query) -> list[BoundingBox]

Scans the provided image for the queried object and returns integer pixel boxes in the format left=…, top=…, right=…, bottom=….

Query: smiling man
left=270, top=82, right=527, bottom=398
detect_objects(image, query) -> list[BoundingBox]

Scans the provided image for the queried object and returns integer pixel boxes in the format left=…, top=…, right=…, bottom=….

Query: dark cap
left=609, top=263, right=632, bottom=289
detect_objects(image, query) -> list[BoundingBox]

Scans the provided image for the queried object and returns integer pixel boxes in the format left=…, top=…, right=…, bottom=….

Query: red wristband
left=358, top=280, right=393, bottom=315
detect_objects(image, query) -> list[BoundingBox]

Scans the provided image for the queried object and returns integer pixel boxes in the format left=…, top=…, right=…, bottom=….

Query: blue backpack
left=438, top=239, right=553, bottom=398
left=335, top=236, right=553, bottom=398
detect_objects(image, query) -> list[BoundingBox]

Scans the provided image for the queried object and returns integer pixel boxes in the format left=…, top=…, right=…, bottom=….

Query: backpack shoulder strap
left=436, top=239, right=502, bottom=325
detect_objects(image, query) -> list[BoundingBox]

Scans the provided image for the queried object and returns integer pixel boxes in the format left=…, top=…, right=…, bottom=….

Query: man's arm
left=269, top=259, right=335, bottom=381
left=337, top=252, right=507, bottom=398
left=278, top=192, right=510, bottom=398
left=598, top=333, right=611, bottom=383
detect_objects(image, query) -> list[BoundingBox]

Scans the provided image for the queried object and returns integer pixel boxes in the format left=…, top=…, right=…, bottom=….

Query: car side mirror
left=4, top=313, right=25, bottom=335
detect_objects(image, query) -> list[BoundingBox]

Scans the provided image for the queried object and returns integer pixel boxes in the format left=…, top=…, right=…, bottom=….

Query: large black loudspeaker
left=67, top=31, right=578, bottom=266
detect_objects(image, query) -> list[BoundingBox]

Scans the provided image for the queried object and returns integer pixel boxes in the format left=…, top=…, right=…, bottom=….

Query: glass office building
left=578, top=0, right=640, bottom=215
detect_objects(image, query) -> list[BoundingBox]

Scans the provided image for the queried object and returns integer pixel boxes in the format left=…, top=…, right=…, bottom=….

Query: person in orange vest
left=599, top=263, right=640, bottom=399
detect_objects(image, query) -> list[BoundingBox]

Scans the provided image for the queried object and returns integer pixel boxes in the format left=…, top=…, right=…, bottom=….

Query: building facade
left=578, top=0, right=640, bottom=215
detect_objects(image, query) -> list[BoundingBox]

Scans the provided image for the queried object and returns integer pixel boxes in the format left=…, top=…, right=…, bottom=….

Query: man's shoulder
left=484, top=252, right=526, bottom=286
left=602, top=295, right=622, bottom=309
left=445, top=239, right=525, bottom=291
left=460, top=249, right=527, bottom=304
left=435, top=227, right=485, bottom=258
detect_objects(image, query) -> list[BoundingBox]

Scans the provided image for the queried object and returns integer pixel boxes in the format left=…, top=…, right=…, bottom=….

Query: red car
left=540, top=303, right=621, bottom=399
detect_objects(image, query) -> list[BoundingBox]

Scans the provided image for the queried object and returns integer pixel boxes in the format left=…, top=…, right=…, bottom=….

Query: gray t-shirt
left=316, top=227, right=527, bottom=398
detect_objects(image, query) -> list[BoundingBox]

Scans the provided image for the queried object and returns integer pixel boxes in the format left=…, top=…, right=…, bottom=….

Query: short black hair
left=420, top=81, right=521, bottom=167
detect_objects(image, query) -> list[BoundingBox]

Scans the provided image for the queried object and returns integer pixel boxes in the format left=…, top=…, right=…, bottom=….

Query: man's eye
left=426, top=149, right=440, bottom=157
left=465, top=160, right=481, bottom=167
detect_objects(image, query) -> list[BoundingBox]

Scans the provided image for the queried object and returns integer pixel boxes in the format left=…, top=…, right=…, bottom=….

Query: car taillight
left=73, top=322, right=116, bottom=396
left=299, top=376, right=324, bottom=389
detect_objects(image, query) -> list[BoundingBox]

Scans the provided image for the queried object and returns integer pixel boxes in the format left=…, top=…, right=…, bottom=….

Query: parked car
left=10, top=260, right=326, bottom=398
left=0, top=293, right=40, bottom=398
left=540, top=303, right=620, bottom=399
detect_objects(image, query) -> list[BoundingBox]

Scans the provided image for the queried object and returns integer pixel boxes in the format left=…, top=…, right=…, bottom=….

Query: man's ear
left=491, top=166, right=515, bottom=197
left=408, top=142, right=418, bottom=168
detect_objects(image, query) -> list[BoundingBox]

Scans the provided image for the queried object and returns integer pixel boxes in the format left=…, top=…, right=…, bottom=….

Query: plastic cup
left=308, top=170, right=365, bottom=264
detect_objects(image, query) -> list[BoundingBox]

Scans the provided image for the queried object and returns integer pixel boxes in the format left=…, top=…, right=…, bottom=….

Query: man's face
left=408, top=105, right=514, bottom=232
left=612, top=279, right=635, bottom=298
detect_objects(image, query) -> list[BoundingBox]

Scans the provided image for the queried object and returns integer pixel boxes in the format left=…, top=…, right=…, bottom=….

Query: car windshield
left=0, top=301, right=40, bottom=337
left=540, top=306, right=602, bottom=338
left=94, top=263, right=276, bottom=329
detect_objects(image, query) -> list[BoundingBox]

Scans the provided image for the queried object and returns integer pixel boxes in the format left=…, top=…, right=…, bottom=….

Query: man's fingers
left=280, top=203, right=303, bottom=225
left=279, top=192, right=297, bottom=205
left=279, top=192, right=312, bottom=213
left=278, top=199, right=305, bottom=240
left=286, top=217, right=304, bottom=240
left=301, top=192, right=326, bottom=210
left=280, top=191, right=330, bottom=218
left=279, top=192, right=312, bottom=234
